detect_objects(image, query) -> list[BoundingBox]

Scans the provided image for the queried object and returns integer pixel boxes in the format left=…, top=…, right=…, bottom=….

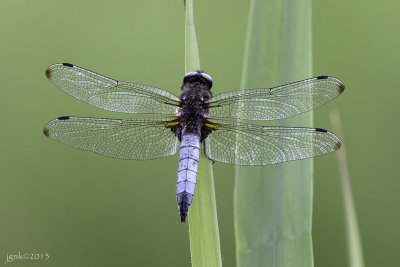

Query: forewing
left=43, top=116, right=179, bottom=160
left=208, top=76, right=344, bottom=120
left=202, top=119, right=341, bottom=165
left=45, top=63, right=180, bottom=114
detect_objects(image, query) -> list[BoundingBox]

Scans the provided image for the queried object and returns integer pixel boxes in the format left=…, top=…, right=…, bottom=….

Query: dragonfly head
left=183, top=70, right=213, bottom=90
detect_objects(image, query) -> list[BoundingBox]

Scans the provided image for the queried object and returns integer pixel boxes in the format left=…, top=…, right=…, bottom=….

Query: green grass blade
left=185, top=0, right=200, bottom=72
left=234, top=0, right=313, bottom=266
left=189, top=159, right=223, bottom=267
left=330, top=111, right=365, bottom=267
left=185, top=1, right=222, bottom=267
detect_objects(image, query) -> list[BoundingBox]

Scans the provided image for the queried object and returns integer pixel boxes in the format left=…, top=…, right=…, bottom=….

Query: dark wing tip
left=45, top=68, right=52, bottom=80
left=334, top=141, right=342, bottom=151
left=62, top=63, right=74, bottom=67
left=57, top=116, right=70, bottom=120
left=43, top=127, right=49, bottom=137
left=338, top=82, right=345, bottom=94
left=315, top=128, right=328, bottom=133
left=317, top=75, right=345, bottom=94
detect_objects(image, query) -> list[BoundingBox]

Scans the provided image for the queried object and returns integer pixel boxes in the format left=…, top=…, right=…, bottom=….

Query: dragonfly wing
left=202, top=119, right=341, bottom=165
left=43, top=116, right=179, bottom=160
left=45, top=63, right=180, bottom=115
left=208, top=76, right=344, bottom=120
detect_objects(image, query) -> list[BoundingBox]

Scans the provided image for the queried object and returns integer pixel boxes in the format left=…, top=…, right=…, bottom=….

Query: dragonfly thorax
left=174, top=76, right=213, bottom=140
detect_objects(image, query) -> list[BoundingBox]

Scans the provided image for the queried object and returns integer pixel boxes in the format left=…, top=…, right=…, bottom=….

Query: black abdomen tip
left=178, top=201, right=190, bottom=223
left=62, top=63, right=74, bottom=67
left=180, top=213, right=187, bottom=223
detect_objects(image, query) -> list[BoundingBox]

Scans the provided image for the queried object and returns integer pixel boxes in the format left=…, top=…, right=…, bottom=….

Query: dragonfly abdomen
left=176, top=132, right=201, bottom=222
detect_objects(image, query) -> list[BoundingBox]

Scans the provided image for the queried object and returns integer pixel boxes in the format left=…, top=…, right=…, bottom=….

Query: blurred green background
left=0, top=0, right=399, bottom=266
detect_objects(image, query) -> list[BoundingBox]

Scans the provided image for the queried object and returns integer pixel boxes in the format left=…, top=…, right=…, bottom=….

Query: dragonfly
left=43, top=63, right=344, bottom=222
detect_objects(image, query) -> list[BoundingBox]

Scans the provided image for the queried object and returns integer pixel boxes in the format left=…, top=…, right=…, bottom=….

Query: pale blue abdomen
left=176, top=132, right=201, bottom=222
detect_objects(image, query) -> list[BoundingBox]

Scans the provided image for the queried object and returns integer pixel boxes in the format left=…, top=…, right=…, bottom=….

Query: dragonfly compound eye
left=183, top=71, right=213, bottom=89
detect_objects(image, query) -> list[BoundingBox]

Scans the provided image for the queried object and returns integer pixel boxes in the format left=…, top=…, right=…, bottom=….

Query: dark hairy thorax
left=174, top=81, right=213, bottom=141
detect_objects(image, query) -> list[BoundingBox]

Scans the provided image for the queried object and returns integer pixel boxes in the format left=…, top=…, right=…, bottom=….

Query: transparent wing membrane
left=45, top=63, right=180, bottom=115
left=202, top=119, right=341, bottom=166
left=44, top=64, right=344, bottom=165
left=43, top=116, right=179, bottom=160
left=208, top=76, right=344, bottom=120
